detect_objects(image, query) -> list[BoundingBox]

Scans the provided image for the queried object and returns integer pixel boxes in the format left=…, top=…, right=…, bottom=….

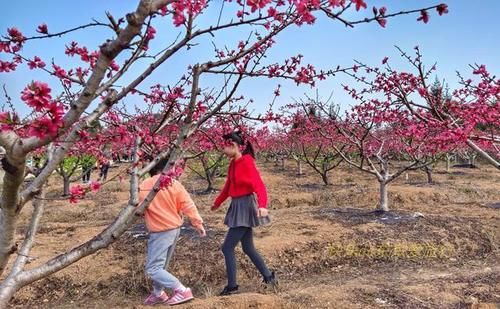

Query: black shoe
left=263, top=271, right=278, bottom=287
left=219, top=285, right=239, bottom=296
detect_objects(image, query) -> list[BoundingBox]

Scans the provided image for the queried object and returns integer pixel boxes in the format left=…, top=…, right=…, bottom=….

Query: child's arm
left=176, top=182, right=204, bottom=230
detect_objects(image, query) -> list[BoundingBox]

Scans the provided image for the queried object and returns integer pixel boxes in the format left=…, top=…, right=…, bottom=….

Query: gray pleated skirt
left=224, top=194, right=260, bottom=228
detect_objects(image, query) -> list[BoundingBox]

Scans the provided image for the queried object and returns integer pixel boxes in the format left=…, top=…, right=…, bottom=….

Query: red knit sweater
left=214, top=154, right=268, bottom=209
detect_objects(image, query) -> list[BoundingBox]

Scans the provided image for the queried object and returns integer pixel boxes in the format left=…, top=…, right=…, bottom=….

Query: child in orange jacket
left=139, top=159, right=205, bottom=306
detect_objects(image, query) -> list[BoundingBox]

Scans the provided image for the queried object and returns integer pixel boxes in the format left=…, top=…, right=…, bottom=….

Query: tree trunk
left=62, top=175, right=70, bottom=197
left=424, top=166, right=433, bottom=184
left=0, top=191, right=45, bottom=308
left=0, top=210, right=17, bottom=278
left=470, top=155, right=476, bottom=167
left=378, top=181, right=389, bottom=212
left=466, top=139, right=499, bottom=169
left=203, top=155, right=222, bottom=193
left=321, top=173, right=330, bottom=186
left=446, top=156, right=451, bottom=173
left=0, top=158, right=26, bottom=277
left=205, top=175, right=214, bottom=193
left=0, top=281, right=17, bottom=308
left=296, top=160, right=303, bottom=176
left=280, top=158, right=285, bottom=170
left=0, top=168, right=4, bottom=194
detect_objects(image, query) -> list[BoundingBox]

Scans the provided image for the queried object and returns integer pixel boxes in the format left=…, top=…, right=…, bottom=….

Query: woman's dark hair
left=223, top=131, right=255, bottom=158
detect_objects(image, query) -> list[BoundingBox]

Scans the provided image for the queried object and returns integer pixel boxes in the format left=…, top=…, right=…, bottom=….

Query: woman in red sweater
left=211, top=131, right=277, bottom=296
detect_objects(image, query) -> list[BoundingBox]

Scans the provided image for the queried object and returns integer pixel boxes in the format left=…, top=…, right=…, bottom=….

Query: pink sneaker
left=167, top=288, right=194, bottom=305
left=143, top=291, right=169, bottom=306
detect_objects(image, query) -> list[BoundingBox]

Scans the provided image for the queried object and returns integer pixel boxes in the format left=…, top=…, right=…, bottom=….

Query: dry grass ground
left=5, top=160, right=500, bottom=308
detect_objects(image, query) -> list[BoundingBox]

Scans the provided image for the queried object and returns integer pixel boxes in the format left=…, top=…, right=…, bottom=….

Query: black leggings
left=222, top=226, right=271, bottom=288
left=82, top=168, right=91, bottom=182
left=99, top=164, right=109, bottom=181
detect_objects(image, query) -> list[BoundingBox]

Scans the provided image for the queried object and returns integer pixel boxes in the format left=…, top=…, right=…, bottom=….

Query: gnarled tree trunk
left=321, top=172, right=330, bottom=186
left=0, top=189, right=45, bottom=306
left=378, top=180, right=389, bottom=212
left=296, top=160, right=303, bottom=176
left=62, top=175, right=70, bottom=197
left=0, top=155, right=26, bottom=277
left=424, top=165, right=433, bottom=184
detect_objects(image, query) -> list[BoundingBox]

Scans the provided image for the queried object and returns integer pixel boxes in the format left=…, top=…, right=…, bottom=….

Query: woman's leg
left=83, top=169, right=91, bottom=182
left=102, top=164, right=109, bottom=181
left=221, top=227, right=248, bottom=288
left=240, top=228, right=272, bottom=278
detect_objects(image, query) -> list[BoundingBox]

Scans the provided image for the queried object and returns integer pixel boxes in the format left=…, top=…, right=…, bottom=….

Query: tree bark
left=321, top=173, right=330, bottom=186
left=466, top=139, right=499, bottom=169
left=469, top=154, right=476, bottom=167
left=424, top=166, right=433, bottom=184
left=0, top=156, right=26, bottom=277
left=296, top=160, right=303, bottom=176
left=201, top=154, right=222, bottom=193
left=205, top=176, right=214, bottom=193
left=0, top=281, right=16, bottom=309
left=62, top=175, right=70, bottom=197
left=378, top=180, right=389, bottom=212
left=0, top=191, right=45, bottom=307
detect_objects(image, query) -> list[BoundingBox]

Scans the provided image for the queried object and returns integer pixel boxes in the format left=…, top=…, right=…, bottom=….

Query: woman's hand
left=210, top=204, right=218, bottom=211
left=258, top=208, right=268, bottom=217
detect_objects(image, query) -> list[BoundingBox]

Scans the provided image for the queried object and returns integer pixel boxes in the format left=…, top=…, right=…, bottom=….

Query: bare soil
left=6, top=161, right=500, bottom=308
